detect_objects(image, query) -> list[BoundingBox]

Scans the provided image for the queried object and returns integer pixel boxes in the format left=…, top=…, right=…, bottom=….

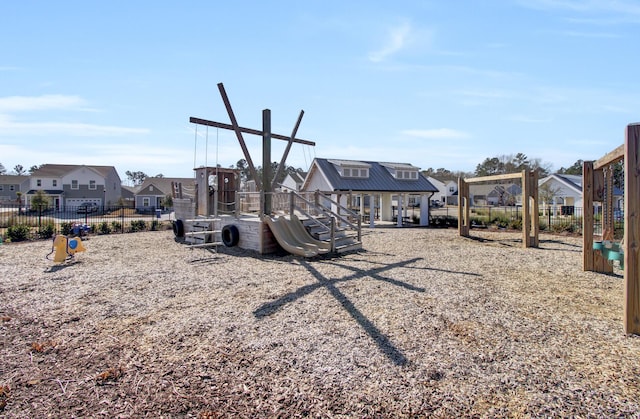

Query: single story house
left=301, top=158, right=439, bottom=226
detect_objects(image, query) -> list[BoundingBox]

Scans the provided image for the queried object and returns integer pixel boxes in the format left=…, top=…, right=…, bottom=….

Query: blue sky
left=1, top=1, right=639, bottom=179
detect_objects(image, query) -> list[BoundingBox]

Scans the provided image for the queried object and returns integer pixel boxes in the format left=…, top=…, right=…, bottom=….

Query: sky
left=1, top=1, right=639, bottom=181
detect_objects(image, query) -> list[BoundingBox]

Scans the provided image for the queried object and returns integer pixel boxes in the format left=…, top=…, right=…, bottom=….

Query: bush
left=111, top=221, right=122, bottom=233
left=130, top=220, right=146, bottom=232
left=150, top=220, right=159, bottom=231
left=38, top=222, right=55, bottom=239
left=7, top=224, right=31, bottom=242
left=98, top=221, right=111, bottom=235
left=60, top=222, right=73, bottom=236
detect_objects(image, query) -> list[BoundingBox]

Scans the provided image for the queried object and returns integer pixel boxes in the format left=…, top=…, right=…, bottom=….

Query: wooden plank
left=594, top=143, right=624, bottom=169
left=464, top=172, right=526, bottom=184
left=624, top=124, right=640, bottom=334
left=583, top=161, right=595, bottom=271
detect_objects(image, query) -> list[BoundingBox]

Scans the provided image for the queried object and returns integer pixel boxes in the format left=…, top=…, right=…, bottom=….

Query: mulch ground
left=0, top=227, right=639, bottom=418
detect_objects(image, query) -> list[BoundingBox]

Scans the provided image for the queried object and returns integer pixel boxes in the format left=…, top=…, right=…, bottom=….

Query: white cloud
left=0, top=94, right=87, bottom=112
left=0, top=116, right=149, bottom=136
left=368, top=22, right=412, bottom=63
left=401, top=128, right=470, bottom=140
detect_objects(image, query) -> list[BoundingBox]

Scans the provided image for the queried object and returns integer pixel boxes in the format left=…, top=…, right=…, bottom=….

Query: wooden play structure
left=458, top=170, right=539, bottom=248
left=583, top=123, right=640, bottom=335
left=173, top=83, right=362, bottom=256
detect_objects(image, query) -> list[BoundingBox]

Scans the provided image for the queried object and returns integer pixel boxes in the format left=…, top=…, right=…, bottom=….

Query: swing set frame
left=583, top=123, right=640, bottom=335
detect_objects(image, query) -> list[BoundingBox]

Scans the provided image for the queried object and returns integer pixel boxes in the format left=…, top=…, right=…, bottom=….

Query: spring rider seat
left=47, top=235, right=87, bottom=263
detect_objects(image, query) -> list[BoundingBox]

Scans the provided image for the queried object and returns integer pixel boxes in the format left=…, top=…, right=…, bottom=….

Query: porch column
left=381, top=193, right=393, bottom=221
left=420, top=195, right=429, bottom=226
left=369, top=194, right=375, bottom=228
left=397, top=195, right=403, bottom=227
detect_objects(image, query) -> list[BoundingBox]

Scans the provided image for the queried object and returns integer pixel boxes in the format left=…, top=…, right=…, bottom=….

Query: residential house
left=135, top=177, right=195, bottom=212
left=538, top=173, right=623, bottom=215
left=279, top=171, right=307, bottom=192
left=426, top=177, right=458, bottom=206
left=465, top=182, right=522, bottom=206
left=0, top=175, right=30, bottom=204
left=27, top=164, right=121, bottom=210
left=301, top=158, right=439, bottom=226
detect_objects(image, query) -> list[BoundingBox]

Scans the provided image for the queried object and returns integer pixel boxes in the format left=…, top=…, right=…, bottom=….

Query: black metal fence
left=429, top=205, right=591, bottom=233
left=0, top=204, right=172, bottom=242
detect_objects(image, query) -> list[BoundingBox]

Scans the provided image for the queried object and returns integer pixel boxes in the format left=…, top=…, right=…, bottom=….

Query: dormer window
left=329, top=159, right=371, bottom=178
left=380, top=162, right=420, bottom=180
left=396, top=170, right=418, bottom=180
left=343, top=167, right=368, bottom=178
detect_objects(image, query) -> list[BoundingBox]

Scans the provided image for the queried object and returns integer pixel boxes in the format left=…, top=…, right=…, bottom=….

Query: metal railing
left=0, top=204, right=170, bottom=241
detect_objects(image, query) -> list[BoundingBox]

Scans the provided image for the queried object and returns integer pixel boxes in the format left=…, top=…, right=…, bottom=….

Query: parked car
left=77, top=202, right=99, bottom=214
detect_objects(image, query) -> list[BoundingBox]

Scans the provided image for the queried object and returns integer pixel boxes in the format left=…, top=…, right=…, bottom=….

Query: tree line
left=0, top=154, right=602, bottom=186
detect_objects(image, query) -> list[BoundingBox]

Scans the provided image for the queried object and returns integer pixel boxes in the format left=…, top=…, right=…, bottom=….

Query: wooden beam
left=217, top=83, right=261, bottom=190
left=189, top=117, right=315, bottom=147
left=594, top=143, right=624, bottom=169
left=624, top=124, right=640, bottom=334
left=272, top=110, right=304, bottom=191
left=464, top=172, right=527, bottom=184
left=262, top=109, right=272, bottom=214
left=583, top=161, right=595, bottom=271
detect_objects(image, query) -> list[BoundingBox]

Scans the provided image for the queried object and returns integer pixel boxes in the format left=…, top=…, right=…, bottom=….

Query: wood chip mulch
left=0, top=227, right=639, bottom=418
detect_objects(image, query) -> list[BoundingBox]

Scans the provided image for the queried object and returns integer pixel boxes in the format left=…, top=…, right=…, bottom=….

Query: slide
left=289, top=214, right=331, bottom=253
left=263, top=215, right=325, bottom=257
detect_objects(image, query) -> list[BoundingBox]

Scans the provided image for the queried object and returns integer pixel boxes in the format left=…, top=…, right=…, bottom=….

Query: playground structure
left=583, top=123, right=640, bottom=335
left=173, top=83, right=362, bottom=257
left=458, top=170, right=540, bottom=248
left=46, top=234, right=86, bottom=263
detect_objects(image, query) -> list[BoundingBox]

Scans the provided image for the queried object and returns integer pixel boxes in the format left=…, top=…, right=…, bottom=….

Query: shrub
left=150, top=220, right=159, bottom=231
left=130, top=220, right=146, bottom=232
left=38, top=222, right=55, bottom=239
left=98, top=221, right=111, bottom=235
left=111, top=221, right=122, bottom=233
left=60, top=222, right=73, bottom=236
left=7, top=224, right=30, bottom=242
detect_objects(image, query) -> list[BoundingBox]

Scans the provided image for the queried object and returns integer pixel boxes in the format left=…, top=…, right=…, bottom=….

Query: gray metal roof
left=313, top=158, right=439, bottom=193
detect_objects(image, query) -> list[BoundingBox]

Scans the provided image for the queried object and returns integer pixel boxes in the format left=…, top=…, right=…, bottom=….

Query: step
left=186, top=242, right=224, bottom=248
left=184, top=230, right=221, bottom=236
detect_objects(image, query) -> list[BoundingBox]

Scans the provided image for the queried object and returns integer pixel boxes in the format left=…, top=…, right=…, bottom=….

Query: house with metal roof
left=301, top=158, right=439, bottom=226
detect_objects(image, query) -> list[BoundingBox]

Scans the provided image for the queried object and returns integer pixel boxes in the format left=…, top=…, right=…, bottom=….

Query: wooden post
left=522, top=170, right=531, bottom=248
left=583, top=161, right=595, bottom=271
left=624, top=123, right=640, bottom=334
left=458, top=177, right=469, bottom=237
left=262, top=109, right=272, bottom=215
left=530, top=170, right=539, bottom=247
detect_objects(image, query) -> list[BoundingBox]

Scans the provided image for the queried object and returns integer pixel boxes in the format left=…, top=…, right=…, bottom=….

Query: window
left=143, top=197, right=150, bottom=207
left=89, top=180, right=96, bottom=190
left=342, top=167, right=368, bottom=178
left=449, top=186, right=455, bottom=193
left=71, top=180, right=79, bottom=189
left=0, top=185, right=3, bottom=191
left=37, top=179, right=42, bottom=187
left=10, top=185, right=14, bottom=191
left=397, top=170, right=418, bottom=180
left=52, top=180, right=57, bottom=187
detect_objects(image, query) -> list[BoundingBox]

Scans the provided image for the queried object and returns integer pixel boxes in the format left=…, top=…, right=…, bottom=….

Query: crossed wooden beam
left=189, top=83, right=315, bottom=197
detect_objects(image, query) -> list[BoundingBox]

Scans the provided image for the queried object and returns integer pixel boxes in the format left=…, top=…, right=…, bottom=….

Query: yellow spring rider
left=46, top=235, right=87, bottom=263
